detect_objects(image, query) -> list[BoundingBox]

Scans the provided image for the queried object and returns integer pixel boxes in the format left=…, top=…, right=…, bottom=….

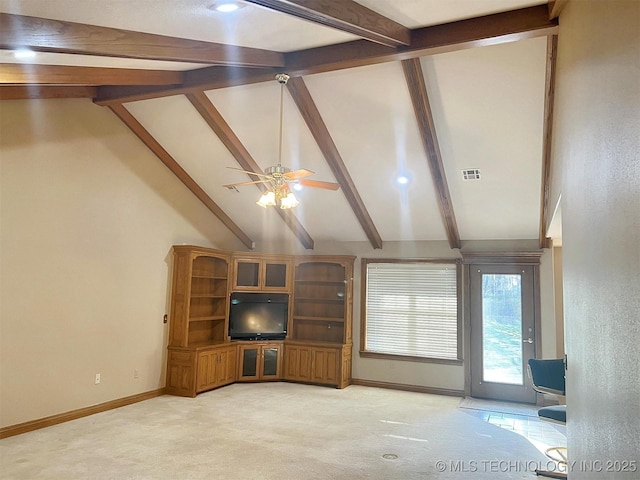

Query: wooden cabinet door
left=311, top=347, right=339, bottom=385
left=217, top=346, right=237, bottom=385
left=260, top=344, right=282, bottom=380
left=238, top=343, right=282, bottom=380
left=196, top=350, right=218, bottom=392
left=234, top=259, right=262, bottom=290
left=166, top=349, right=197, bottom=397
left=263, top=261, right=290, bottom=291
left=238, top=345, right=261, bottom=380
left=233, top=257, right=291, bottom=292
left=284, top=345, right=311, bottom=382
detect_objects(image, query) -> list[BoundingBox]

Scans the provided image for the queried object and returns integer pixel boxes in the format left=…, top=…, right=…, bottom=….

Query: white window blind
left=365, top=262, right=459, bottom=360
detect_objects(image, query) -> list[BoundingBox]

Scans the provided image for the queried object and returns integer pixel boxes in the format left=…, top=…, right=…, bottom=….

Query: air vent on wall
left=462, top=169, right=481, bottom=180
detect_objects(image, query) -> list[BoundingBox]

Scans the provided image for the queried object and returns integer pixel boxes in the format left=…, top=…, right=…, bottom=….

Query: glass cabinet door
left=240, top=347, right=259, bottom=379
left=262, top=347, right=280, bottom=377
left=235, top=260, right=261, bottom=289
left=264, top=262, right=288, bottom=289
left=233, top=258, right=291, bottom=291
left=238, top=344, right=281, bottom=380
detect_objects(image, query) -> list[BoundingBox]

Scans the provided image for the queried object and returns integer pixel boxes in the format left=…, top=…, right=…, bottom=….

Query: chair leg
left=545, top=446, right=568, bottom=465
left=534, top=469, right=567, bottom=479
left=536, top=445, right=568, bottom=478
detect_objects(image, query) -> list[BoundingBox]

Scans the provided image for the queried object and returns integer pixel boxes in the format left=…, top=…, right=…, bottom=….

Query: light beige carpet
left=1, top=383, right=551, bottom=479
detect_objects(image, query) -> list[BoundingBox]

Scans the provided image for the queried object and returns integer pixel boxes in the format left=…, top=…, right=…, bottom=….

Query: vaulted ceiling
left=0, top=0, right=562, bottom=251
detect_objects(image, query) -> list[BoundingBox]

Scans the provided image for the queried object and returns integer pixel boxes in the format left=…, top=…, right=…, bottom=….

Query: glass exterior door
left=470, top=265, right=537, bottom=403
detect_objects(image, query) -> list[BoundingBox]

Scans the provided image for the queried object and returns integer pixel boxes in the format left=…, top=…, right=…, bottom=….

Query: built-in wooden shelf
left=189, top=315, right=226, bottom=322
left=293, top=315, right=345, bottom=323
left=166, top=247, right=355, bottom=396
left=294, top=297, right=345, bottom=304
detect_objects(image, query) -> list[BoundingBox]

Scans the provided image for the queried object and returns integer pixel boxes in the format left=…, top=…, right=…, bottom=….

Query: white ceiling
left=0, top=0, right=555, bottom=250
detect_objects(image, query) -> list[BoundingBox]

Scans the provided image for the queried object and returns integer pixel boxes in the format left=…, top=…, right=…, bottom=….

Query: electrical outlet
left=95, top=373, right=101, bottom=384
left=134, top=369, right=140, bottom=379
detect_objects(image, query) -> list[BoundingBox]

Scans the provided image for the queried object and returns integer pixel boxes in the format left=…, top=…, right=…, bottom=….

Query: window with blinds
left=363, top=261, right=461, bottom=362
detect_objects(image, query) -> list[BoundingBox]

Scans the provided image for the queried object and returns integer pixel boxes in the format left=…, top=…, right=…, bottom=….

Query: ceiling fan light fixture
left=256, top=191, right=276, bottom=208
left=280, top=192, right=299, bottom=209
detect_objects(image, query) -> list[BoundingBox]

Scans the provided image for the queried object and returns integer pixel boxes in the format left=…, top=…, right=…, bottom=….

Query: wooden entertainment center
left=165, top=245, right=354, bottom=397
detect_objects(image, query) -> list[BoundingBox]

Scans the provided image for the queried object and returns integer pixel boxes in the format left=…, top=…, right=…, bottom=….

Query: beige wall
left=0, top=98, right=559, bottom=428
left=553, top=0, right=640, bottom=473
left=552, top=246, right=564, bottom=358
left=0, top=99, right=246, bottom=427
left=323, top=240, right=464, bottom=391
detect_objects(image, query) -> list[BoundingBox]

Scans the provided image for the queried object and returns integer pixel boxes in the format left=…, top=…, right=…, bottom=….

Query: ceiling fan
left=224, top=165, right=340, bottom=191
left=223, top=73, right=340, bottom=209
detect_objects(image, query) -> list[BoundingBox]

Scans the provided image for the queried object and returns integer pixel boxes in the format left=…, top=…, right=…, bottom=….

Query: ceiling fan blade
left=298, top=179, right=340, bottom=190
left=223, top=179, right=271, bottom=189
left=226, top=166, right=269, bottom=178
left=284, top=169, right=314, bottom=180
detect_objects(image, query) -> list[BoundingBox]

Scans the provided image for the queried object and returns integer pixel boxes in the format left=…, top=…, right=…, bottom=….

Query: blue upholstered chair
left=527, top=358, right=567, bottom=479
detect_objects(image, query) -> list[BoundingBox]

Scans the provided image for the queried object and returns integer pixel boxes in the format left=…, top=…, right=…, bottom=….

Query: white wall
left=553, top=0, right=640, bottom=474
left=0, top=99, right=245, bottom=427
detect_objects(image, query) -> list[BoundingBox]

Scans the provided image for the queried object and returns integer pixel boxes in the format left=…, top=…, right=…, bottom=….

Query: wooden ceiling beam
left=402, top=58, right=460, bottom=250
left=0, top=13, right=284, bottom=68
left=0, top=63, right=182, bottom=86
left=286, top=76, right=383, bottom=249
left=94, top=67, right=280, bottom=106
left=245, top=0, right=411, bottom=47
left=93, top=5, right=557, bottom=105
left=108, top=103, right=255, bottom=250
left=0, top=85, right=96, bottom=100
left=185, top=90, right=315, bottom=250
left=285, top=5, right=557, bottom=76
left=539, top=35, right=558, bottom=249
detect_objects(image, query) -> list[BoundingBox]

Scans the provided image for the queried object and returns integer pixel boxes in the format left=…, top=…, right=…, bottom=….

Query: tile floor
left=460, top=399, right=567, bottom=464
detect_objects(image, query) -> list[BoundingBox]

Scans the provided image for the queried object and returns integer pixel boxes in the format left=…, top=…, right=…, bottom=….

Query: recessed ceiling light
left=396, top=175, right=410, bottom=185
left=292, top=183, right=303, bottom=191
left=208, top=1, right=244, bottom=12
left=13, top=49, right=36, bottom=59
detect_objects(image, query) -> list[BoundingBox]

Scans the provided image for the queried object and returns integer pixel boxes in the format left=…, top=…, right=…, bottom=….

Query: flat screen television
left=228, top=292, right=288, bottom=340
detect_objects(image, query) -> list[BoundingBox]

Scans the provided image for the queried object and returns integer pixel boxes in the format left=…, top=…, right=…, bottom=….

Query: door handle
left=522, top=338, right=533, bottom=344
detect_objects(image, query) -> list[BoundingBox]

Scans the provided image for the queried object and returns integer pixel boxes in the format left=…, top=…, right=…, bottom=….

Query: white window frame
left=360, top=259, right=462, bottom=365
